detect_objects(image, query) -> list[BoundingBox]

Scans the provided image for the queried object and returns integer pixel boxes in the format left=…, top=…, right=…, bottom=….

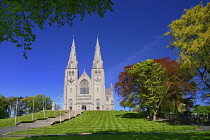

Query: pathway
left=0, top=110, right=83, bottom=136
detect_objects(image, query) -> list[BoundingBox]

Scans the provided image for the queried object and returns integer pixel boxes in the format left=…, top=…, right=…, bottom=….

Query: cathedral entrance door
left=82, top=105, right=86, bottom=110
left=69, top=107, right=72, bottom=111
left=96, top=107, right=100, bottom=110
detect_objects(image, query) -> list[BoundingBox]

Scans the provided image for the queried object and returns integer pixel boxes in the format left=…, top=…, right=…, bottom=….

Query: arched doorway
left=69, top=99, right=73, bottom=111
left=82, top=105, right=87, bottom=110
left=96, top=99, right=100, bottom=110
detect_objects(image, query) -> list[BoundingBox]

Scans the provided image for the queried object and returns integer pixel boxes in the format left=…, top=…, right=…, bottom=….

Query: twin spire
left=92, top=37, right=103, bottom=69
left=67, top=37, right=103, bottom=69
left=67, top=37, right=78, bottom=69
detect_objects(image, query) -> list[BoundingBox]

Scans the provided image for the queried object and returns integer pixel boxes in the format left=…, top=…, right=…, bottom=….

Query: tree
left=7, top=96, right=19, bottom=117
left=0, top=94, right=9, bottom=119
left=115, top=57, right=197, bottom=120
left=21, top=94, right=53, bottom=114
left=0, top=0, right=114, bottom=58
left=126, top=59, right=166, bottom=121
left=193, top=105, right=210, bottom=114
left=164, top=2, right=210, bottom=90
left=34, top=94, right=53, bottom=111
left=154, top=57, right=196, bottom=113
left=115, top=65, right=133, bottom=101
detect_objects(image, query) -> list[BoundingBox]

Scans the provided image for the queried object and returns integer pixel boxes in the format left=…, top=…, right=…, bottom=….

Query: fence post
left=194, top=124, right=196, bottom=132
left=45, top=126, right=46, bottom=135
left=173, top=125, right=175, bottom=132
left=128, top=126, right=129, bottom=131
left=163, top=125, right=164, bottom=132
left=69, top=111, right=70, bottom=120
left=75, top=126, right=76, bottom=134
left=12, top=126, right=13, bottom=137
left=140, top=125, right=141, bottom=133
left=27, top=127, right=29, bottom=136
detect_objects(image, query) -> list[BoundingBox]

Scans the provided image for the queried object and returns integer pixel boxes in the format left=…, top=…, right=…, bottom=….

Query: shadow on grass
left=10, top=131, right=210, bottom=140
left=116, top=113, right=147, bottom=119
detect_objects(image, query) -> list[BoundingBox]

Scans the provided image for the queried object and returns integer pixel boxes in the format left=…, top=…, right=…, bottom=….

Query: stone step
left=16, top=110, right=84, bottom=128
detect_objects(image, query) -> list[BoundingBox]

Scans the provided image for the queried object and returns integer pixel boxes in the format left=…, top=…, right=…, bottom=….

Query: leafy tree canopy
left=115, top=57, right=197, bottom=120
left=0, top=0, right=114, bottom=58
left=193, top=105, right=210, bottom=114
left=0, top=94, right=9, bottom=119
left=164, top=2, right=210, bottom=89
left=0, top=94, right=53, bottom=118
left=21, top=94, right=53, bottom=113
left=126, top=59, right=167, bottom=121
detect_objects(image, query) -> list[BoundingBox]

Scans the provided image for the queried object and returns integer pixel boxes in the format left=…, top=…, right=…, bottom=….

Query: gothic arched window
left=80, top=80, right=89, bottom=94
left=69, top=99, right=73, bottom=107
left=96, top=99, right=100, bottom=106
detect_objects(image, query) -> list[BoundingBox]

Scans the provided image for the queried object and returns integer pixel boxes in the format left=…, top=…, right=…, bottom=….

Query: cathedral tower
left=63, top=37, right=114, bottom=111
left=63, top=38, right=78, bottom=110
left=91, top=37, right=106, bottom=110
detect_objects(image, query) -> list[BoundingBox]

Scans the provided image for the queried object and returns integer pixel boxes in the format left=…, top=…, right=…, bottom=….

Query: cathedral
left=63, top=38, right=114, bottom=111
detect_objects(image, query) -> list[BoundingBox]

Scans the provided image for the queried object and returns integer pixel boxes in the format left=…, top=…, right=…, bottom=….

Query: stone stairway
left=17, top=110, right=83, bottom=127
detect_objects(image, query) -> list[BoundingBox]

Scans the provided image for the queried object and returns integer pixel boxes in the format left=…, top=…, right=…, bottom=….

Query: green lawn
left=8, top=111, right=197, bottom=135
left=0, top=110, right=67, bottom=128
left=1, top=131, right=210, bottom=140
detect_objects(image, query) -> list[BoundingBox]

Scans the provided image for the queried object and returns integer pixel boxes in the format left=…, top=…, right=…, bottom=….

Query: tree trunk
left=153, top=111, right=157, bottom=121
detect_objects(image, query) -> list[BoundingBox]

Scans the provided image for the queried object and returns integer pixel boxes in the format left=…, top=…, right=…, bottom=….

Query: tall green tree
left=0, top=0, right=114, bottom=58
left=164, top=2, right=210, bottom=90
left=126, top=59, right=166, bottom=121
left=0, top=94, right=9, bottom=119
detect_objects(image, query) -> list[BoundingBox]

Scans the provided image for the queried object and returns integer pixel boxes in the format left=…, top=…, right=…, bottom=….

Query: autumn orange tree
left=154, top=57, right=196, bottom=113
left=115, top=57, right=196, bottom=120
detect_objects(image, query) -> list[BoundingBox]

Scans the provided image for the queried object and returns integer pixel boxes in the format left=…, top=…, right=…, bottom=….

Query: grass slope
left=0, top=110, right=67, bottom=128
left=9, top=111, right=197, bottom=135
left=1, top=131, right=210, bottom=140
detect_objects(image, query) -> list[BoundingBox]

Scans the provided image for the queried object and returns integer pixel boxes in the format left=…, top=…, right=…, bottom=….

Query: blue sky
left=0, top=0, right=208, bottom=110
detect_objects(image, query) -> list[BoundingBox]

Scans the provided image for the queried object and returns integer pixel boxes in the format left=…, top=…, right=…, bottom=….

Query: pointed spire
left=72, top=35, right=75, bottom=47
left=96, top=35, right=99, bottom=46
left=92, top=36, right=103, bottom=69
left=67, top=36, right=78, bottom=69
left=110, top=83, right=113, bottom=90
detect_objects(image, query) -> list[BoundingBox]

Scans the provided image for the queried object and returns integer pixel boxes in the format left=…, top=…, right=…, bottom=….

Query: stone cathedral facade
left=63, top=38, right=114, bottom=111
